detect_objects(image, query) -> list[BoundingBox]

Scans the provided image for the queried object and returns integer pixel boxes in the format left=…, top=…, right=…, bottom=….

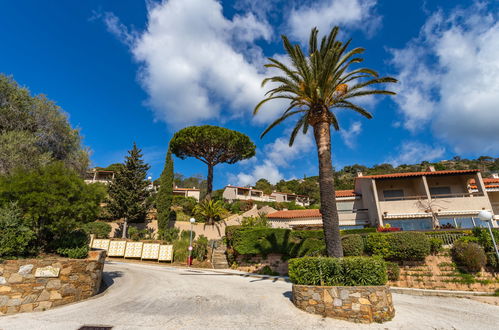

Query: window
left=430, top=186, right=451, bottom=197
left=384, top=218, right=432, bottom=231
left=337, top=201, right=354, bottom=213
left=383, top=189, right=404, bottom=200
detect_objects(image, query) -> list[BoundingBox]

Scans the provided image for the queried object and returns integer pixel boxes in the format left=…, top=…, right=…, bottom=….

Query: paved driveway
left=1, top=261, right=498, bottom=330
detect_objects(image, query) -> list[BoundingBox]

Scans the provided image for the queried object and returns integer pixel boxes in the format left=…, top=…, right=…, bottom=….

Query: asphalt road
left=1, top=261, right=498, bottom=330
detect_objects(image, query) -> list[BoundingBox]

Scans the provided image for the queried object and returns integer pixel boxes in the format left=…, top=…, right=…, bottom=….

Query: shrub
left=173, top=238, right=190, bottom=262
left=341, top=234, right=364, bottom=256
left=486, top=252, right=498, bottom=270
left=180, top=230, right=196, bottom=241
left=365, top=233, right=392, bottom=258
left=295, top=238, right=325, bottom=257
left=240, top=214, right=270, bottom=227
left=82, top=221, right=112, bottom=239
left=288, top=257, right=343, bottom=286
left=386, top=262, right=400, bottom=281
left=230, top=200, right=254, bottom=214
left=429, top=237, right=444, bottom=255
left=472, top=227, right=499, bottom=253
left=365, top=232, right=431, bottom=261
left=341, top=256, right=387, bottom=286
left=457, top=236, right=480, bottom=244
left=388, top=232, right=431, bottom=261
left=172, top=196, right=197, bottom=216
left=340, top=228, right=376, bottom=235
left=452, top=241, right=487, bottom=273
left=288, top=256, right=387, bottom=286
left=0, top=202, right=36, bottom=258
left=50, top=229, right=88, bottom=252
left=193, top=235, right=209, bottom=261
left=57, top=246, right=89, bottom=259
left=159, top=227, right=180, bottom=244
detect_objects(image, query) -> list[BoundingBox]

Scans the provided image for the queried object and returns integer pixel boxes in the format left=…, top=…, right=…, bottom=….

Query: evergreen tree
left=107, top=143, right=150, bottom=238
left=156, top=147, right=174, bottom=237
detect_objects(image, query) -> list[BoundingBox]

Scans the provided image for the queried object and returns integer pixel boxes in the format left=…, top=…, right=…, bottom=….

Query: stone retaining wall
left=0, top=250, right=106, bottom=315
left=235, top=253, right=288, bottom=275
left=292, top=284, right=395, bottom=323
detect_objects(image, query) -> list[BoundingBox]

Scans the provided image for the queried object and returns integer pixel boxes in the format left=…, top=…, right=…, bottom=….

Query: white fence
left=90, top=238, right=174, bottom=262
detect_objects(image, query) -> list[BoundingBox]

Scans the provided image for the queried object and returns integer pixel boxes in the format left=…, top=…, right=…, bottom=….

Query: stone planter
left=292, top=284, right=395, bottom=323
left=0, top=250, right=106, bottom=315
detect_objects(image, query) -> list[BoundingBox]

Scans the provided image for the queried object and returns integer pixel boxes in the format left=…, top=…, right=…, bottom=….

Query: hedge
left=226, top=226, right=434, bottom=261
left=288, top=256, right=387, bottom=286
left=365, top=232, right=431, bottom=261
left=452, top=240, right=487, bottom=273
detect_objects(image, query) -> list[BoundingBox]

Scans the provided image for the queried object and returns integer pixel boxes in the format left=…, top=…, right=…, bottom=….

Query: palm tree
left=254, top=27, right=397, bottom=257
left=193, top=200, right=228, bottom=225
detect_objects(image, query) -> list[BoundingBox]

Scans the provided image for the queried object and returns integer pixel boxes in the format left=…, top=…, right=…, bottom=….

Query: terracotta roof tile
left=358, top=169, right=479, bottom=180
left=267, top=209, right=321, bottom=219
left=335, top=190, right=359, bottom=197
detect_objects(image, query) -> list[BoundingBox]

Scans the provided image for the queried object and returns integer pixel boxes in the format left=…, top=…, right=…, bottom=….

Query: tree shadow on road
left=99, top=271, right=124, bottom=294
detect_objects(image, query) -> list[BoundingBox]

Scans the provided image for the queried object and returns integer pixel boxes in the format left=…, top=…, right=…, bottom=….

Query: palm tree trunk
left=206, top=163, right=214, bottom=199
left=313, top=121, right=343, bottom=258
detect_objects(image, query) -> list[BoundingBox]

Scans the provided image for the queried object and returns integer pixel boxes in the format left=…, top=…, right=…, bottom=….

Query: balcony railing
left=383, top=192, right=484, bottom=201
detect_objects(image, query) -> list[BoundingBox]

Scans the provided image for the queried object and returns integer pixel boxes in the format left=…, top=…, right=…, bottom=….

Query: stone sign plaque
left=141, top=243, right=160, bottom=260
left=158, top=245, right=173, bottom=262
left=35, top=266, right=60, bottom=278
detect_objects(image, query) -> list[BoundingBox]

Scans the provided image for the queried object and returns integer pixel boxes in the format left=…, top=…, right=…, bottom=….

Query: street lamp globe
left=478, top=210, right=493, bottom=221
left=190, top=217, right=196, bottom=224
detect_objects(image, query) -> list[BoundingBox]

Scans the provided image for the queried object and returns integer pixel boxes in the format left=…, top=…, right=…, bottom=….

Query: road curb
left=390, top=286, right=493, bottom=297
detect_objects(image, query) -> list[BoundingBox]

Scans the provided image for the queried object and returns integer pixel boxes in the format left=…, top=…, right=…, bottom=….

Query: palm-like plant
left=254, top=27, right=397, bottom=257
left=193, top=200, right=228, bottom=225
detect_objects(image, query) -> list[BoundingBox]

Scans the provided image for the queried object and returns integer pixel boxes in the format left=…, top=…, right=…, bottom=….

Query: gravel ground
left=1, top=261, right=498, bottom=330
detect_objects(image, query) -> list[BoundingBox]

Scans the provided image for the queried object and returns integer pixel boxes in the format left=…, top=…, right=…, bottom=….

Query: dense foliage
left=0, top=74, right=88, bottom=175
left=0, top=162, right=104, bottom=253
left=107, top=143, right=150, bottom=237
left=193, top=200, right=228, bottom=225
left=0, top=202, right=36, bottom=258
left=288, top=256, right=387, bottom=286
left=386, top=262, right=400, bottom=281
left=82, top=221, right=112, bottom=239
left=170, top=125, right=256, bottom=197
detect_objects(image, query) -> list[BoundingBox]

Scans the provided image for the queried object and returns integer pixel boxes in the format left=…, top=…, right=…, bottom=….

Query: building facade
left=222, top=185, right=310, bottom=206
left=267, top=169, right=498, bottom=231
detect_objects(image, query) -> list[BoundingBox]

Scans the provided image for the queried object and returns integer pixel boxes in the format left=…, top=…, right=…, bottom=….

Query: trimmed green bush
left=341, top=234, right=364, bottom=256
left=82, top=221, right=112, bottom=239
left=386, top=262, right=400, bottom=281
left=173, top=238, right=190, bottom=262
left=365, top=233, right=392, bottom=258
left=472, top=227, right=499, bottom=254
left=452, top=241, right=487, bottom=273
left=365, top=232, right=430, bottom=261
left=288, top=256, right=387, bottom=286
left=193, top=235, right=209, bottom=261
left=486, top=252, right=498, bottom=270
left=389, top=232, right=431, bottom=261
left=429, top=237, right=444, bottom=255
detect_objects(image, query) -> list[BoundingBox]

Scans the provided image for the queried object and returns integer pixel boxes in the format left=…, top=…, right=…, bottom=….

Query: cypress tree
left=156, top=147, right=174, bottom=237
left=107, top=143, right=150, bottom=238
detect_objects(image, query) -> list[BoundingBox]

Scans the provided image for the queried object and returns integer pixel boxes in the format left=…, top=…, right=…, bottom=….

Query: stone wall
left=235, top=253, right=288, bottom=275
left=0, top=250, right=106, bottom=315
left=292, top=285, right=395, bottom=323
left=390, top=255, right=499, bottom=292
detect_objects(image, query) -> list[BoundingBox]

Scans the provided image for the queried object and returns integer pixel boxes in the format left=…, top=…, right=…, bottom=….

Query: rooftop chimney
left=492, top=173, right=499, bottom=179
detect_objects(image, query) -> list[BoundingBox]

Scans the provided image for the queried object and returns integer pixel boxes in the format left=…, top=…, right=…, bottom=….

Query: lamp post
left=188, top=217, right=196, bottom=266
left=478, top=210, right=499, bottom=261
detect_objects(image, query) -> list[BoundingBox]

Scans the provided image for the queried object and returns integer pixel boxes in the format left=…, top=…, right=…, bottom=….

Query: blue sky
left=1, top=0, right=499, bottom=189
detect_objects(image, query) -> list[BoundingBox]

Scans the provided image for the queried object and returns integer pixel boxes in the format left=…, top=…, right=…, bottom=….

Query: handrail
left=383, top=192, right=485, bottom=201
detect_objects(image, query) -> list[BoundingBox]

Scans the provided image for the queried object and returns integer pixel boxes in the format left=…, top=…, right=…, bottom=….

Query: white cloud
left=340, top=121, right=362, bottom=149
left=387, top=141, right=445, bottom=166
left=233, top=131, right=314, bottom=185
left=390, top=3, right=499, bottom=153
left=288, top=0, right=381, bottom=42
left=103, top=0, right=283, bottom=126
